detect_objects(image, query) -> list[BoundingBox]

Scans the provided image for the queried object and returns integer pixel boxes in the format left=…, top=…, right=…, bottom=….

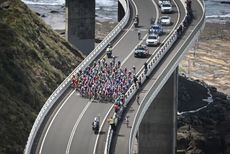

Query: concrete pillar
left=66, top=0, right=95, bottom=55
left=138, top=68, right=178, bottom=154
left=118, top=1, right=125, bottom=22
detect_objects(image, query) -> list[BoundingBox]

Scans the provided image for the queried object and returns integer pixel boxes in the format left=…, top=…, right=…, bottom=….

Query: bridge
left=24, top=0, right=205, bottom=153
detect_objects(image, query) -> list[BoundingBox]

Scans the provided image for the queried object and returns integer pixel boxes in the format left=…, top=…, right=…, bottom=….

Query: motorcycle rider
left=138, top=30, right=141, bottom=40
left=134, top=15, right=139, bottom=27
left=92, top=116, right=100, bottom=131
left=106, top=43, right=112, bottom=58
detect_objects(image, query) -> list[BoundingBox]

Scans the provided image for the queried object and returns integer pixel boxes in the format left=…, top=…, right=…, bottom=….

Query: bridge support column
left=118, top=1, right=125, bottom=22
left=65, top=0, right=95, bottom=55
left=138, top=68, right=178, bottom=154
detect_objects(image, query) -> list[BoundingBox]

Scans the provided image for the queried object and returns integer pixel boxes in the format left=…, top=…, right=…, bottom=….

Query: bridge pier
left=138, top=68, right=178, bottom=154
left=65, top=0, right=95, bottom=55
left=118, top=1, right=125, bottom=22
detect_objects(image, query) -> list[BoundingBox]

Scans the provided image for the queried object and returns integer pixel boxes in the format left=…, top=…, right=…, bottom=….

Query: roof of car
left=148, top=33, right=158, bottom=37
left=161, top=1, right=171, bottom=4
left=151, top=24, right=161, bottom=27
left=161, top=16, right=170, bottom=19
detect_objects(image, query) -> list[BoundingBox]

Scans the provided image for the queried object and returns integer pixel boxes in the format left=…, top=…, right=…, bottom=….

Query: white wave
left=21, top=0, right=64, bottom=5
left=96, top=0, right=115, bottom=7
left=178, top=79, right=214, bottom=116
left=206, top=14, right=230, bottom=18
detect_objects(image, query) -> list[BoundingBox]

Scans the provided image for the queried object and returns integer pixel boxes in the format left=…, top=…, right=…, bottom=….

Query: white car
left=161, top=1, right=173, bottom=13
left=160, top=16, right=171, bottom=26
left=146, top=34, right=160, bottom=46
left=158, top=0, right=170, bottom=7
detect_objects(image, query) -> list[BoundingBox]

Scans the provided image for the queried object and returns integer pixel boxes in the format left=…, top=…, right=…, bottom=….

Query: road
left=32, top=0, right=186, bottom=153
left=110, top=0, right=205, bottom=153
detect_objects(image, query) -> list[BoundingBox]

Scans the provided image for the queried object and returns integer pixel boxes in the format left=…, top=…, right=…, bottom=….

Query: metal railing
left=128, top=0, right=206, bottom=153
left=24, top=0, right=130, bottom=153
left=103, top=0, right=206, bottom=153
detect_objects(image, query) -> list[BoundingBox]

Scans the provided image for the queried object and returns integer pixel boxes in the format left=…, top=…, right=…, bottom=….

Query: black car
left=134, top=45, right=149, bottom=58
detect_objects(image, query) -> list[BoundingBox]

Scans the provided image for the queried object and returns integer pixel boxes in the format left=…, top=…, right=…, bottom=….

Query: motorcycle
left=106, top=45, right=112, bottom=58
left=134, top=16, right=139, bottom=27
left=92, top=117, right=100, bottom=134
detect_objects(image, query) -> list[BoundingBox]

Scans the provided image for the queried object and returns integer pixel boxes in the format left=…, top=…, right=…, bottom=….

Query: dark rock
left=35, top=12, right=41, bottom=16
left=95, top=38, right=102, bottom=43
left=220, top=1, right=230, bottom=4
left=177, top=134, right=190, bottom=149
left=0, top=1, right=10, bottom=9
left=210, top=86, right=217, bottom=93
left=41, top=14, right=46, bottom=18
left=50, top=10, right=59, bottom=14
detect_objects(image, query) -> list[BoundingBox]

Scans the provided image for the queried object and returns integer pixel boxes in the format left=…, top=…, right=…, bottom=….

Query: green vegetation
left=0, top=0, right=84, bottom=153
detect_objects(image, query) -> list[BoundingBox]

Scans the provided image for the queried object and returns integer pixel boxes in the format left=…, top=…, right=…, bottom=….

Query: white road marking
left=65, top=100, right=92, bottom=154
left=40, top=0, right=182, bottom=153
left=93, top=1, right=140, bottom=153
left=93, top=105, right=114, bottom=154
left=39, top=90, right=75, bottom=154
left=121, top=0, right=159, bottom=66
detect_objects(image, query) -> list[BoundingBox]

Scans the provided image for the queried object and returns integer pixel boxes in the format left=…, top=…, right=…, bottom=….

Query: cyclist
left=138, top=30, right=141, bottom=40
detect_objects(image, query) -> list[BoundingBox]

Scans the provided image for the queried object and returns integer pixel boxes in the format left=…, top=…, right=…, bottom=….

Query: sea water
left=21, top=0, right=230, bottom=29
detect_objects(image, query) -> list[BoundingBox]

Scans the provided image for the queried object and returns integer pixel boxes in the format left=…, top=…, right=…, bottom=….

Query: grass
left=0, top=0, right=84, bottom=153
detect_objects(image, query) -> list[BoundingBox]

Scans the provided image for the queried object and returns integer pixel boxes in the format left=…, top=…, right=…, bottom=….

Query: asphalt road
left=34, top=0, right=158, bottom=153
left=110, top=0, right=183, bottom=153
left=32, top=0, right=195, bottom=153
left=110, top=0, right=204, bottom=153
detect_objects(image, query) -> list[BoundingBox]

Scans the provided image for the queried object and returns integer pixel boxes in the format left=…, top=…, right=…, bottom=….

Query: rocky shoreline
left=177, top=22, right=230, bottom=153
left=177, top=76, right=230, bottom=154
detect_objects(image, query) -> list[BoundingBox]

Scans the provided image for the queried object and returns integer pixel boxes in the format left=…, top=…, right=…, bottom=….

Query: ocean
left=21, top=0, right=230, bottom=29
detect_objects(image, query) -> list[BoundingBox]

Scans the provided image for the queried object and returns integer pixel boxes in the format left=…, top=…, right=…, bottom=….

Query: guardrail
left=104, top=0, right=183, bottom=153
left=128, top=0, right=206, bottom=153
left=104, top=0, right=206, bottom=153
left=24, top=0, right=130, bottom=153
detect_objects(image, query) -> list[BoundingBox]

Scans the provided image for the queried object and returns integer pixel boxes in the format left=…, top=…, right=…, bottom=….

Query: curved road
left=110, top=0, right=185, bottom=153
left=110, top=0, right=205, bottom=154
left=33, top=0, right=184, bottom=153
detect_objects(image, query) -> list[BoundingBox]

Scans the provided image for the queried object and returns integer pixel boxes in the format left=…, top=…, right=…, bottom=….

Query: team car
left=149, top=24, right=163, bottom=35
left=159, top=16, right=171, bottom=26
left=134, top=45, right=149, bottom=58
left=146, top=34, right=160, bottom=46
left=158, top=0, right=170, bottom=7
left=161, top=1, right=173, bottom=13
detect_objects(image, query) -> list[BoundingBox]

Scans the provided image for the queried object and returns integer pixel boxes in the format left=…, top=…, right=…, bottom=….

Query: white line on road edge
left=93, top=105, right=114, bottom=154
left=39, top=90, right=75, bottom=154
left=111, top=1, right=137, bottom=49
left=122, top=0, right=159, bottom=66
left=93, top=1, right=139, bottom=153
left=129, top=0, right=181, bottom=152
left=65, top=100, right=92, bottom=154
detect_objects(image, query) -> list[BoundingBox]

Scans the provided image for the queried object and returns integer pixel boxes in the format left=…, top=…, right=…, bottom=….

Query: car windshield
left=137, top=47, right=145, bottom=50
left=153, top=26, right=160, bottom=29
left=149, top=36, right=157, bottom=39
left=161, top=16, right=169, bottom=20
left=162, top=4, right=171, bottom=7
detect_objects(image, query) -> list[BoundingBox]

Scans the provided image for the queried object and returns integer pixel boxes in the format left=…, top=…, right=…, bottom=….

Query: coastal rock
left=50, top=10, right=59, bottom=14
left=0, top=1, right=10, bottom=9
left=177, top=76, right=230, bottom=154
left=35, top=12, right=41, bottom=16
